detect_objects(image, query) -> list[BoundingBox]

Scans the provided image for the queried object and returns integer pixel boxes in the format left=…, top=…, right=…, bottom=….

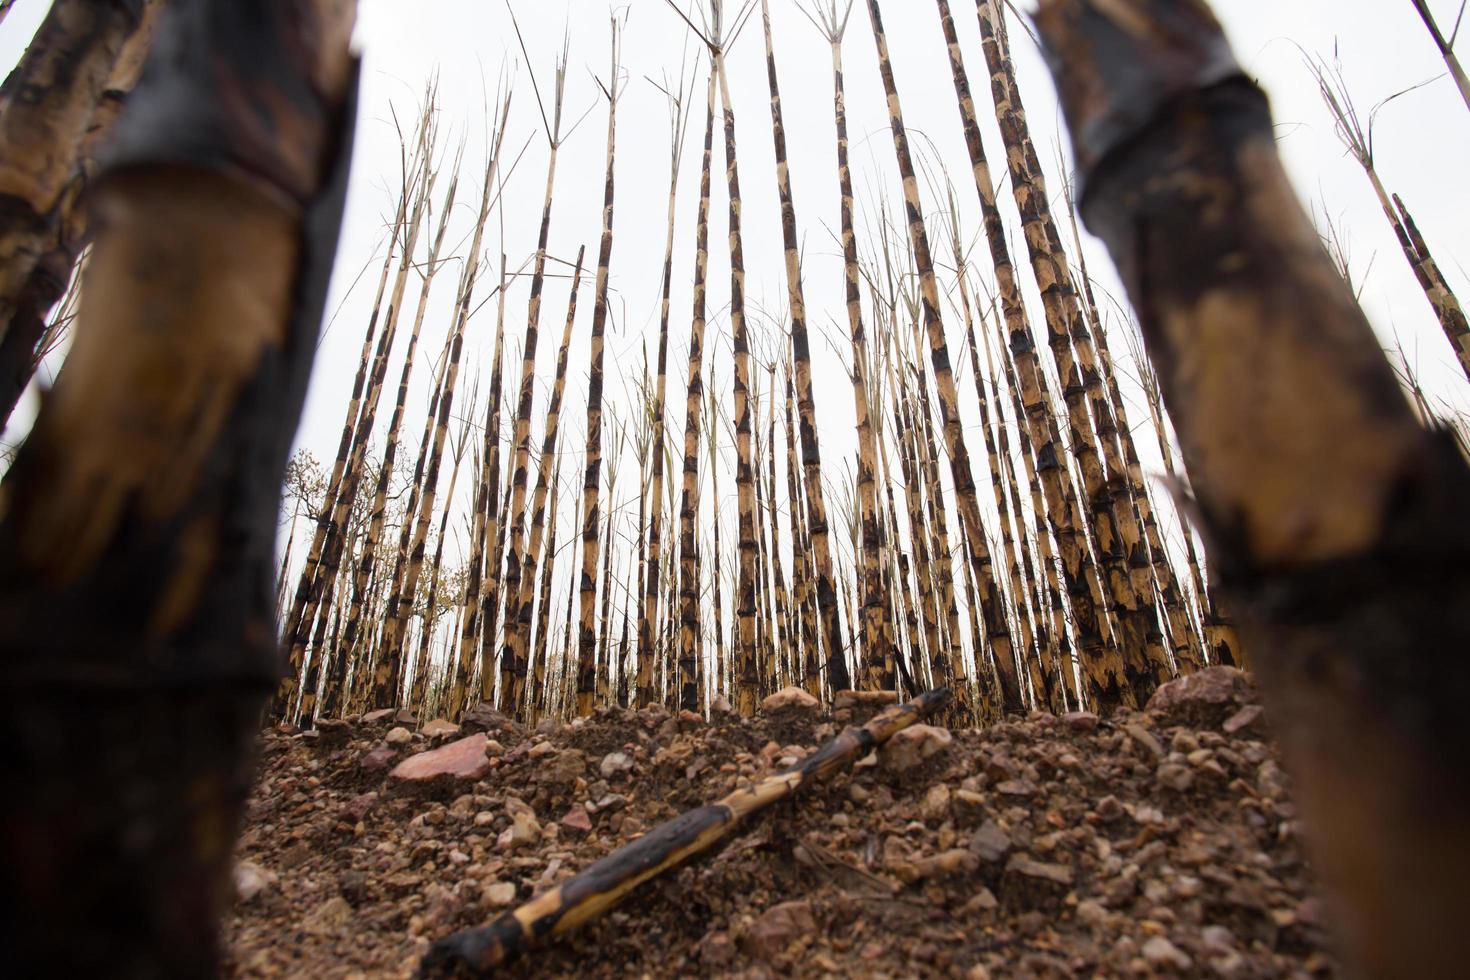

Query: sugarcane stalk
left=421, top=687, right=951, bottom=975
left=1039, top=1, right=1470, bottom=975
left=863, top=0, right=1017, bottom=713
left=0, top=0, right=165, bottom=429
left=1410, top=0, right=1470, bottom=114
left=574, top=17, right=624, bottom=716
left=0, top=0, right=356, bottom=970
left=675, top=63, right=718, bottom=714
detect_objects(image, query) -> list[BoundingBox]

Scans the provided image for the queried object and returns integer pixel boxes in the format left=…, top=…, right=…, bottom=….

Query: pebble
left=485, top=881, right=517, bottom=907
left=744, top=900, right=815, bottom=960
left=234, top=861, right=275, bottom=903
left=970, top=820, right=1012, bottom=863
left=880, top=725, right=953, bottom=771
left=421, top=718, right=461, bottom=739
left=389, top=734, right=493, bottom=784
left=1141, top=936, right=1193, bottom=970
left=761, top=687, right=820, bottom=713
left=1062, top=711, right=1100, bottom=732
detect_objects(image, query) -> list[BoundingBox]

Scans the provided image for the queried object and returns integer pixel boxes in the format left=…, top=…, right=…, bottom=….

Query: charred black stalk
left=0, top=0, right=357, bottom=972
left=421, top=688, right=951, bottom=975
left=1039, top=1, right=1470, bottom=976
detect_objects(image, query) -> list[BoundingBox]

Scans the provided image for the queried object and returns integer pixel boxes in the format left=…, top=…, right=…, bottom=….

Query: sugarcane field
left=0, top=0, right=1467, bottom=977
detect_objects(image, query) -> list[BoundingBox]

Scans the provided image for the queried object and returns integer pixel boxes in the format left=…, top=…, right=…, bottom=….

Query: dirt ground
left=224, top=669, right=1338, bottom=978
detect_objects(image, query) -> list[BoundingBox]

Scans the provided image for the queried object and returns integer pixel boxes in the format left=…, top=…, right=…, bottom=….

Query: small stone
left=360, top=745, right=397, bottom=772
left=1257, top=760, right=1291, bottom=800
left=389, top=734, right=493, bottom=784
left=1145, top=666, right=1255, bottom=728
left=995, top=778, right=1038, bottom=798
left=1200, top=925, right=1237, bottom=955
left=761, top=687, right=820, bottom=713
left=1124, top=723, right=1166, bottom=760
left=599, top=751, right=634, bottom=779
left=910, top=849, right=979, bottom=880
left=421, top=718, right=461, bottom=739
left=963, top=887, right=999, bottom=913
left=485, top=882, right=517, bottom=907
left=744, top=900, right=816, bottom=960
left=385, top=726, right=413, bottom=747
left=880, top=724, right=953, bottom=772
left=498, top=810, right=541, bottom=850
left=461, top=703, right=513, bottom=734
left=560, top=805, right=593, bottom=834
left=314, top=718, right=353, bottom=745
left=710, top=696, right=735, bottom=716
left=699, top=930, right=736, bottom=968
left=342, top=792, right=378, bottom=823
left=234, top=861, right=275, bottom=904
left=1076, top=899, right=1108, bottom=925
left=360, top=708, right=395, bottom=727
left=1141, top=936, right=1192, bottom=970
left=304, top=895, right=352, bottom=936
left=921, top=784, right=952, bottom=821
left=1004, top=853, right=1074, bottom=887
left=394, top=708, right=419, bottom=726
left=1095, top=795, right=1124, bottom=822
left=1158, top=762, right=1195, bottom=792
left=1223, top=704, right=1266, bottom=736
left=543, top=748, right=588, bottom=786
left=970, top=820, right=1012, bottom=863
left=1062, top=711, right=1099, bottom=732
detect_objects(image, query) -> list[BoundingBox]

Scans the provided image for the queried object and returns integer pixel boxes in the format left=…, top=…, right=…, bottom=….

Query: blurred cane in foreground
left=1036, top=1, right=1470, bottom=977
left=0, top=0, right=358, bottom=973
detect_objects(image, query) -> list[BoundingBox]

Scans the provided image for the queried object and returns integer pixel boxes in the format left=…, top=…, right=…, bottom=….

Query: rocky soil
left=224, top=669, right=1338, bottom=978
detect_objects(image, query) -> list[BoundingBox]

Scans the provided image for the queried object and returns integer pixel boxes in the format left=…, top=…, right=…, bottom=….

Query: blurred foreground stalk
left=0, top=0, right=358, bottom=973
left=1037, top=1, right=1470, bottom=977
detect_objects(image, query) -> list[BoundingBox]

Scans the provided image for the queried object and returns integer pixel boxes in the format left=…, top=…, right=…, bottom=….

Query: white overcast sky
left=2, top=1, right=1467, bottom=597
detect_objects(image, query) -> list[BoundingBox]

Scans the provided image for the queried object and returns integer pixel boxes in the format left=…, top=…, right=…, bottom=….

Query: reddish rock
left=1062, top=711, right=1099, bottom=733
left=1223, top=704, right=1267, bottom=736
left=343, top=792, right=378, bottom=823
left=421, top=718, right=461, bottom=739
left=360, top=708, right=395, bottom=727
left=761, top=687, right=820, bottom=713
left=560, top=805, right=593, bottom=834
left=360, top=745, right=397, bottom=772
left=1145, top=667, right=1256, bottom=728
left=389, top=734, right=492, bottom=785
left=744, top=900, right=816, bottom=960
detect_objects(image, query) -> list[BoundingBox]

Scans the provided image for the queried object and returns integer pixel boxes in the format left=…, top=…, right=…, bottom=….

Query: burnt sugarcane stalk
left=421, top=688, right=952, bottom=976
left=0, top=0, right=165, bottom=429
left=1039, top=1, right=1470, bottom=976
left=0, top=0, right=356, bottom=972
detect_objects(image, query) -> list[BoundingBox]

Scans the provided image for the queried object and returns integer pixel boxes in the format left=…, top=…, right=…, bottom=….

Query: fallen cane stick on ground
left=419, top=687, right=952, bottom=976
